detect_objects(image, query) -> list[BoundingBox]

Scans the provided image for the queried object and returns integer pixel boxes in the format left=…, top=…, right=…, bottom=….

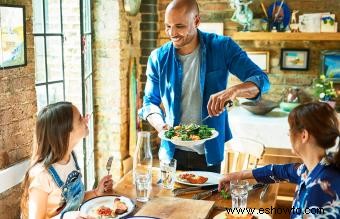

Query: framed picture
left=198, top=23, right=224, bottom=35
left=246, top=51, right=270, bottom=73
left=321, top=50, right=340, bottom=82
left=0, top=5, right=26, bottom=69
left=280, top=49, right=309, bottom=71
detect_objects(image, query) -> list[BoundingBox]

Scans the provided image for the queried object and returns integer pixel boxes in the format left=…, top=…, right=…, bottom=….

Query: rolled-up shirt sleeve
left=252, top=163, right=302, bottom=184
left=138, top=51, right=164, bottom=120
left=224, top=38, right=270, bottom=101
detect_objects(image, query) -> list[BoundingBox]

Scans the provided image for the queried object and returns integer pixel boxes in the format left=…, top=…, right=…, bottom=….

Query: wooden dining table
left=111, top=167, right=279, bottom=218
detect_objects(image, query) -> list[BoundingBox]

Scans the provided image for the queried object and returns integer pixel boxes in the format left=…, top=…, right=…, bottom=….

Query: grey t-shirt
left=177, top=46, right=204, bottom=154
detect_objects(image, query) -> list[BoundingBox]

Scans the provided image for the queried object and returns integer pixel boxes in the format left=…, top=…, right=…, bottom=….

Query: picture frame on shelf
left=280, top=49, right=309, bottom=71
left=321, top=50, right=340, bottom=82
left=0, top=5, right=26, bottom=69
left=246, top=51, right=270, bottom=73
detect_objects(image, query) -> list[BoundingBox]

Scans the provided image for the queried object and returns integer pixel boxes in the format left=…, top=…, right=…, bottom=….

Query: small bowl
left=241, top=99, right=279, bottom=115
left=279, top=102, right=300, bottom=112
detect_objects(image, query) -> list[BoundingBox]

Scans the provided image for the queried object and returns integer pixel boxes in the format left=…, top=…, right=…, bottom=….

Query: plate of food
left=158, top=124, right=218, bottom=147
left=79, top=195, right=135, bottom=218
left=213, top=209, right=271, bottom=219
left=176, top=171, right=223, bottom=186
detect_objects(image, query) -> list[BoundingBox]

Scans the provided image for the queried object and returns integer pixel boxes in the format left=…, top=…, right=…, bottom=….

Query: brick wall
left=0, top=0, right=36, bottom=218
left=92, top=0, right=141, bottom=180
left=139, top=0, right=160, bottom=156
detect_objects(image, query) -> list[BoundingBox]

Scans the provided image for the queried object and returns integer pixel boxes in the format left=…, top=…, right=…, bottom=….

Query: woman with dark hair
left=219, top=102, right=340, bottom=218
left=21, top=102, right=113, bottom=219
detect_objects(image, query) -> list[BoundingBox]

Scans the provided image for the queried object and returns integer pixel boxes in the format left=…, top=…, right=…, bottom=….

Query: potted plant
left=312, top=74, right=337, bottom=108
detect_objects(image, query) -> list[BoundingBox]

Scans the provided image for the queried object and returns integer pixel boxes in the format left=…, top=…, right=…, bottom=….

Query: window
left=81, top=0, right=95, bottom=189
left=33, top=0, right=65, bottom=110
left=33, top=0, right=95, bottom=189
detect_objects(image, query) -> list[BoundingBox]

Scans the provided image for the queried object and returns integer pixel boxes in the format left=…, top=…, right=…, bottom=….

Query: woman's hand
left=95, top=175, right=114, bottom=195
left=218, top=172, right=244, bottom=192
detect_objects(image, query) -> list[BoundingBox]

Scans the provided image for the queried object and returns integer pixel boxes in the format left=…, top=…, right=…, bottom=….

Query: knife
left=192, top=188, right=218, bottom=200
left=106, top=156, right=114, bottom=175
left=248, top=183, right=266, bottom=192
left=201, top=100, right=233, bottom=123
left=260, top=184, right=270, bottom=200
left=173, top=186, right=203, bottom=196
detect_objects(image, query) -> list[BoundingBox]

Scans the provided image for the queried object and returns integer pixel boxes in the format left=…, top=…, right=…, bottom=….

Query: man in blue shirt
left=138, top=0, right=270, bottom=173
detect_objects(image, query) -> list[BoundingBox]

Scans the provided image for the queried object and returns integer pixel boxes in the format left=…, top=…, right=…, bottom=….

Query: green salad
left=164, top=124, right=215, bottom=141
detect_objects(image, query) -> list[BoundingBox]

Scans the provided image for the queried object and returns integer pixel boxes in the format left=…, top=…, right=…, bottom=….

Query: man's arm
left=146, top=113, right=169, bottom=132
left=207, top=38, right=270, bottom=116
left=138, top=50, right=167, bottom=130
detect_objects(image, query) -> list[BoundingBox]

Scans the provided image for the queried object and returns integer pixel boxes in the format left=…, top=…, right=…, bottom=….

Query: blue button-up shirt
left=253, top=157, right=340, bottom=218
left=138, top=30, right=270, bottom=165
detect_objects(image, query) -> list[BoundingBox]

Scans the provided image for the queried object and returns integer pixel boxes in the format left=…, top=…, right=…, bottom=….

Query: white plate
left=79, top=195, right=135, bottom=218
left=213, top=209, right=272, bottom=219
left=176, top=171, right=223, bottom=186
left=126, top=217, right=159, bottom=219
left=158, top=130, right=219, bottom=147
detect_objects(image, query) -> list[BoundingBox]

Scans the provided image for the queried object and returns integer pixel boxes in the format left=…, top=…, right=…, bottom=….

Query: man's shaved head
left=164, top=0, right=201, bottom=54
left=166, top=0, right=199, bottom=17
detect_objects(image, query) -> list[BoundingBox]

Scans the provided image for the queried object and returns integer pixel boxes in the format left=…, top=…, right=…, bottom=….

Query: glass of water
left=135, top=173, right=151, bottom=202
left=230, top=180, right=249, bottom=209
left=160, top=159, right=177, bottom=190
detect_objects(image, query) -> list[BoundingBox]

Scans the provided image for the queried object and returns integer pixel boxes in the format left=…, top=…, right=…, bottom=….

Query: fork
left=201, top=100, right=233, bottom=123
left=106, top=156, right=114, bottom=175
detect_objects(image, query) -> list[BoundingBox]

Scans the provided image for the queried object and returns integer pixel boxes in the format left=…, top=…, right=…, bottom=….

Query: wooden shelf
left=229, top=32, right=340, bottom=41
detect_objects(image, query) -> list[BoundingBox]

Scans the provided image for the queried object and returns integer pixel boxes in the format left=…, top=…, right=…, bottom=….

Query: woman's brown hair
left=21, top=102, right=73, bottom=218
left=288, top=102, right=340, bottom=167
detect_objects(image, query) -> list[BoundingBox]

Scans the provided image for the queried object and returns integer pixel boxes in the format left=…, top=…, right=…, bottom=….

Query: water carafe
left=133, top=131, right=153, bottom=183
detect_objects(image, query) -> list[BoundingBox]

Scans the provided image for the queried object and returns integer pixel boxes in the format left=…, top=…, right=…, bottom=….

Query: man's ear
left=194, top=15, right=201, bottom=27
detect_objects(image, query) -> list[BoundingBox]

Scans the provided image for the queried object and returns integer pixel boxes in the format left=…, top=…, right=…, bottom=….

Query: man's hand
left=207, top=87, right=238, bottom=116
left=146, top=113, right=169, bottom=132
left=207, top=82, right=259, bottom=117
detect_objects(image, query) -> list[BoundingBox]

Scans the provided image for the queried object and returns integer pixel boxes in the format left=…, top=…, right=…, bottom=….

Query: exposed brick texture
left=0, top=0, right=36, bottom=218
left=92, top=0, right=141, bottom=181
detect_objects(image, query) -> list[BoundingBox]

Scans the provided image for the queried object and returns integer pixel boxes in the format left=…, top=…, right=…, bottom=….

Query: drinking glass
left=160, top=159, right=177, bottom=190
left=230, top=180, right=249, bottom=209
left=135, top=172, right=151, bottom=202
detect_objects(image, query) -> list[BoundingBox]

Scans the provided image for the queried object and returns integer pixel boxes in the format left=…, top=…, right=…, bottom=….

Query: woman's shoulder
left=29, top=162, right=49, bottom=177
left=29, top=163, right=54, bottom=193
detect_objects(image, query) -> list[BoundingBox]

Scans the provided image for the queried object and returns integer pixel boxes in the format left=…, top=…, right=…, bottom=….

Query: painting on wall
left=0, top=5, right=26, bottom=69
left=321, top=50, right=340, bottom=81
left=246, top=51, right=270, bottom=73
left=280, top=49, right=309, bottom=71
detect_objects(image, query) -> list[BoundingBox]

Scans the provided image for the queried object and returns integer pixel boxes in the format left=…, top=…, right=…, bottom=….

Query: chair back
left=224, top=137, right=265, bottom=173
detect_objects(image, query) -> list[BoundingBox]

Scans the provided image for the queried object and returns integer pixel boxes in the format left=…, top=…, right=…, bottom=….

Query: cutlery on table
left=192, top=188, right=218, bottom=200
left=173, top=186, right=203, bottom=196
left=173, top=184, right=217, bottom=196
left=201, top=100, right=233, bottom=123
left=248, top=183, right=266, bottom=192
left=106, top=156, right=114, bottom=175
left=260, top=184, right=270, bottom=200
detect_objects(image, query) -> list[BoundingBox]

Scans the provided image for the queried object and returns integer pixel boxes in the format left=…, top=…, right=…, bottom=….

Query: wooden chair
left=222, top=137, right=265, bottom=174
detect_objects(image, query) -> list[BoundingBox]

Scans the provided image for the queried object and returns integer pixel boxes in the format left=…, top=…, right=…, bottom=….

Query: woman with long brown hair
left=219, top=102, right=340, bottom=218
left=21, top=102, right=113, bottom=219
